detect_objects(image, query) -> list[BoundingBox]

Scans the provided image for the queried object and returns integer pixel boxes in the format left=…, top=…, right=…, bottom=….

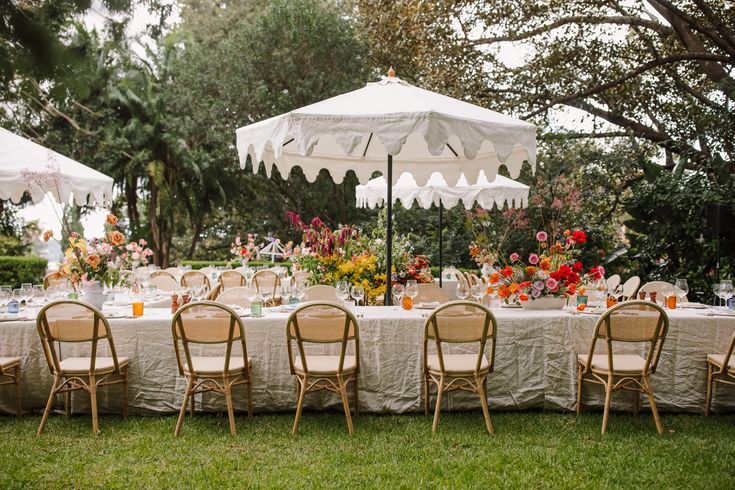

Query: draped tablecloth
left=0, top=306, right=733, bottom=415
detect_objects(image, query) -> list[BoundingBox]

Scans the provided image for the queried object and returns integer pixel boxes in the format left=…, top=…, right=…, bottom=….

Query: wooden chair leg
left=175, top=378, right=194, bottom=436
left=122, top=370, right=129, bottom=420
left=644, top=377, right=663, bottom=435
left=189, top=386, right=195, bottom=419
left=576, top=364, right=583, bottom=415
left=14, top=365, right=21, bottom=416
left=352, top=376, right=358, bottom=416
left=478, top=376, right=493, bottom=435
left=633, top=388, right=640, bottom=417
left=225, top=385, right=236, bottom=436
left=424, top=374, right=430, bottom=416
left=705, top=363, right=714, bottom=416
left=338, top=377, right=354, bottom=436
left=432, top=376, right=444, bottom=433
left=38, top=375, right=60, bottom=435
left=64, top=390, right=71, bottom=417
left=89, top=374, right=100, bottom=435
left=292, top=377, right=307, bottom=435
left=601, top=375, right=613, bottom=434
left=246, top=379, right=253, bottom=419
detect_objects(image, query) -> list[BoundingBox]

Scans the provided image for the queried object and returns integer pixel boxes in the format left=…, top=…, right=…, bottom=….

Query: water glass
left=456, top=283, right=469, bottom=300
left=675, top=279, right=689, bottom=302
left=393, top=283, right=405, bottom=308
left=351, top=285, right=365, bottom=306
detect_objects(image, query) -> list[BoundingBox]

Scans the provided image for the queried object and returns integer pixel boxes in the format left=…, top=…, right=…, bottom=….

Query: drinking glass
left=336, top=281, right=350, bottom=302
left=675, top=278, right=689, bottom=302
left=471, top=284, right=485, bottom=304
left=33, top=285, right=46, bottom=307
left=405, top=282, right=419, bottom=302
left=720, top=280, right=734, bottom=307
left=0, top=288, right=9, bottom=314
left=456, top=282, right=469, bottom=300
left=393, top=283, right=405, bottom=308
left=661, top=283, right=675, bottom=309
left=713, top=282, right=723, bottom=306
left=351, top=285, right=365, bottom=306
left=293, top=283, right=305, bottom=303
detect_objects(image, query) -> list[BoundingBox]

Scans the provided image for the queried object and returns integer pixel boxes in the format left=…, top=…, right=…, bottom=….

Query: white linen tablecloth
left=0, top=306, right=733, bottom=415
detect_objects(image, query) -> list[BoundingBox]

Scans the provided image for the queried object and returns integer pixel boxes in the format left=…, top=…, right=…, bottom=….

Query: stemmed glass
left=471, top=284, right=485, bottom=304
left=675, top=279, right=689, bottom=303
left=244, top=269, right=255, bottom=288
left=393, top=283, right=405, bottom=309
left=713, top=282, right=723, bottom=306
left=0, top=287, right=10, bottom=314
left=661, top=283, right=675, bottom=308
left=456, top=282, right=469, bottom=300
left=719, top=280, right=733, bottom=309
left=292, top=283, right=305, bottom=303
left=32, top=285, right=46, bottom=311
left=336, top=281, right=350, bottom=303
left=351, top=285, right=365, bottom=306
left=486, top=285, right=499, bottom=308
left=405, top=281, right=418, bottom=306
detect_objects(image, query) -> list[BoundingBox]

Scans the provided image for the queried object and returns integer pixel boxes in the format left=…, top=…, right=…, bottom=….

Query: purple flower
left=536, top=231, right=548, bottom=242
left=529, top=253, right=539, bottom=265
left=531, top=288, right=542, bottom=298
left=534, top=281, right=545, bottom=290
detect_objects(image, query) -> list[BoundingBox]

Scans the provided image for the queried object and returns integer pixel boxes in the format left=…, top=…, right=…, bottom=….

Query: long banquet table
left=1, top=305, right=733, bottom=415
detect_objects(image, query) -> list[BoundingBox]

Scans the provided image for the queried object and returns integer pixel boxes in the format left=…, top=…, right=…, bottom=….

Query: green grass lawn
left=1, top=410, right=733, bottom=488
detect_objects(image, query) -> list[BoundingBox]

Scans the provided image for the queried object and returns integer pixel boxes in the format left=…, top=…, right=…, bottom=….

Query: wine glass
left=244, top=269, right=255, bottom=288
left=32, top=285, right=46, bottom=309
left=720, top=280, right=733, bottom=308
left=393, top=283, right=405, bottom=308
left=486, top=285, right=499, bottom=308
left=456, top=282, right=469, bottom=300
left=594, top=278, right=607, bottom=307
left=293, top=283, right=305, bottom=303
left=675, top=278, right=689, bottom=302
left=661, top=283, right=675, bottom=306
left=713, top=282, right=723, bottom=306
left=351, top=285, right=365, bottom=306
left=405, top=282, right=419, bottom=305
left=0, top=288, right=9, bottom=314
left=471, top=284, right=485, bottom=304
left=336, top=281, right=350, bottom=303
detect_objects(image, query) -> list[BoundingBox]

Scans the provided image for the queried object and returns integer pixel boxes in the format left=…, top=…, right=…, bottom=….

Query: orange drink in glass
left=132, top=301, right=144, bottom=317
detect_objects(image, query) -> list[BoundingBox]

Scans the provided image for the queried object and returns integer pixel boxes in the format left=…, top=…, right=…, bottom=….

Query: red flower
left=573, top=261, right=583, bottom=273
left=571, top=230, right=587, bottom=244
left=500, top=266, right=514, bottom=277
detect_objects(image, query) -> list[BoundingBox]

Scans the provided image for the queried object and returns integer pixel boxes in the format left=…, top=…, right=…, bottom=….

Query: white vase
left=520, top=296, right=566, bottom=310
left=81, top=280, right=106, bottom=310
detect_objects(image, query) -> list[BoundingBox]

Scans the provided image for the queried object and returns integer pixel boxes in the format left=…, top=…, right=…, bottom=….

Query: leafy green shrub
left=179, top=260, right=283, bottom=269
left=0, top=256, right=48, bottom=288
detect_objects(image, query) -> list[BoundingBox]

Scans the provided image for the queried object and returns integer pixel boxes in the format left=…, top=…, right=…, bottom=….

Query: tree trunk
left=187, top=219, right=203, bottom=259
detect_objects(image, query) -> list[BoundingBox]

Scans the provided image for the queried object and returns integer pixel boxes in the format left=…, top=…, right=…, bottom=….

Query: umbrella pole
left=385, top=154, right=393, bottom=306
left=439, top=200, right=443, bottom=287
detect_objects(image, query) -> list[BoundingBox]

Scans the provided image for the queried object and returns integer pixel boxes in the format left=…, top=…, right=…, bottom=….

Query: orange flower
left=108, top=231, right=125, bottom=246
left=86, top=254, right=101, bottom=269
left=567, top=283, right=577, bottom=295
left=564, top=229, right=571, bottom=236
left=539, top=258, right=551, bottom=271
left=106, top=214, right=118, bottom=226
left=486, top=286, right=495, bottom=295
left=519, top=293, right=529, bottom=301
left=579, top=287, right=586, bottom=296
left=509, top=282, right=519, bottom=294
left=489, top=272, right=500, bottom=284
left=525, top=266, right=538, bottom=276
left=498, top=284, right=510, bottom=299
left=42, top=230, right=54, bottom=242
left=500, top=266, right=514, bottom=277
left=551, top=242, right=564, bottom=253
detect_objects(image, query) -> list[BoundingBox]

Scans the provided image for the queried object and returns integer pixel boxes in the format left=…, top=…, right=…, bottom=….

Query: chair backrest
left=181, top=270, right=211, bottom=289
left=218, top=270, right=246, bottom=289
left=585, top=300, right=669, bottom=376
left=286, top=302, right=359, bottom=376
left=424, top=300, right=497, bottom=375
left=621, top=276, right=641, bottom=300
left=301, top=285, right=339, bottom=302
left=215, top=286, right=255, bottom=308
left=453, top=270, right=469, bottom=289
left=254, top=270, right=281, bottom=301
left=150, top=274, right=179, bottom=292
left=165, top=267, right=181, bottom=275
left=291, top=271, right=312, bottom=287
left=606, top=274, right=621, bottom=294
left=413, top=283, right=450, bottom=304
left=150, top=270, right=176, bottom=281
left=43, top=272, right=70, bottom=289
left=36, top=300, right=122, bottom=375
left=638, top=281, right=689, bottom=302
left=716, top=331, right=735, bottom=376
left=171, top=301, right=248, bottom=376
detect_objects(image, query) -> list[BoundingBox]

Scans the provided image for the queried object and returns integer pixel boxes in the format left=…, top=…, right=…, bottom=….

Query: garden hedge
left=0, top=256, right=49, bottom=288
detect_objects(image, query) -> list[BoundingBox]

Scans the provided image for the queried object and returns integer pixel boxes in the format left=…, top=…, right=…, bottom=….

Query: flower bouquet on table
left=230, top=233, right=258, bottom=267
left=479, top=228, right=603, bottom=310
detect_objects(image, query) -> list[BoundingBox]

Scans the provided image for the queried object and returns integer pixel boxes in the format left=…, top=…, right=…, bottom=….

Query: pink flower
left=545, top=277, right=558, bottom=290
left=536, top=231, right=548, bottom=242
left=510, top=253, right=519, bottom=262
left=528, top=253, right=539, bottom=265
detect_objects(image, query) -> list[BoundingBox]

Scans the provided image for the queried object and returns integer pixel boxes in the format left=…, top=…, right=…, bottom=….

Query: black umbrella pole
left=386, top=154, right=393, bottom=306
left=439, top=201, right=443, bottom=287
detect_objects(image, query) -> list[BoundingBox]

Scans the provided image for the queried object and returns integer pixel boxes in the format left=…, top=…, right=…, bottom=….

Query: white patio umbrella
left=356, top=171, right=530, bottom=285
left=236, top=70, right=536, bottom=304
left=0, top=127, right=113, bottom=205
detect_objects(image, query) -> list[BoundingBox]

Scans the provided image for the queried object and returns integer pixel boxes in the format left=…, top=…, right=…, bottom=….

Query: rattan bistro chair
left=181, top=270, right=211, bottom=289
left=172, top=301, right=253, bottom=436
left=0, top=356, right=21, bottom=415
left=287, top=302, right=360, bottom=435
left=414, top=283, right=450, bottom=305
left=36, top=300, right=129, bottom=435
left=301, top=285, right=340, bottom=302
left=423, top=301, right=497, bottom=434
left=576, top=301, right=669, bottom=434
left=254, top=270, right=282, bottom=306
left=705, top=330, right=735, bottom=415
left=218, top=270, right=246, bottom=290
left=215, top=287, right=255, bottom=308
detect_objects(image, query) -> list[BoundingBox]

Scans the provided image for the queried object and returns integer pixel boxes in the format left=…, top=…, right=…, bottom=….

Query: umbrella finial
left=388, top=66, right=396, bottom=77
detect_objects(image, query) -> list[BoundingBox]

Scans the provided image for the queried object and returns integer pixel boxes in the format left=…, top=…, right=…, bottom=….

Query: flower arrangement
left=477, top=228, right=603, bottom=304
left=287, top=212, right=431, bottom=304
left=44, top=214, right=153, bottom=288
left=230, top=233, right=258, bottom=265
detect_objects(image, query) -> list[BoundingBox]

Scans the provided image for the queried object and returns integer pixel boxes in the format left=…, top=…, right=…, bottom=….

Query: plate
left=569, top=310, right=602, bottom=316
left=415, top=302, right=440, bottom=310
left=698, top=309, right=735, bottom=317
left=679, top=302, right=707, bottom=309
left=500, top=304, right=522, bottom=309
